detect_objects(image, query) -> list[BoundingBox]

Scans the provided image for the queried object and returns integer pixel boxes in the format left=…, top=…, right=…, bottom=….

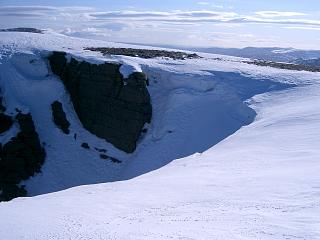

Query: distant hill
left=121, top=42, right=320, bottom=64
left=294, top=58, right=320, bottom=67
left=190, top=46, right=320, bottom=63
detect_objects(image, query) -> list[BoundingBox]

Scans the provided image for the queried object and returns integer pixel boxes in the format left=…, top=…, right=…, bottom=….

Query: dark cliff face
left=0, top=113, right=46, bottom=201
left=48, top=52, right=152, bottom=153
left=0, top=97, right=13, bottom=134
left=0, top=113, right=13, bottom=134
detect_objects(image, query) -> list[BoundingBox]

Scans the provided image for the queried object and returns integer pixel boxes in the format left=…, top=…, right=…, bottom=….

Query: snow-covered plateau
left=0, top=31, right=319, bottom=240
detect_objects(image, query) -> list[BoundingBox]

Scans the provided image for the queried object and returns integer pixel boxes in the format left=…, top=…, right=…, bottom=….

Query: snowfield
left=0, top=32, right=319, bottom=240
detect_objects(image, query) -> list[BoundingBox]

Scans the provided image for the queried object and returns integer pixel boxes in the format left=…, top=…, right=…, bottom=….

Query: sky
left=0, top=0, right=320, bottom=49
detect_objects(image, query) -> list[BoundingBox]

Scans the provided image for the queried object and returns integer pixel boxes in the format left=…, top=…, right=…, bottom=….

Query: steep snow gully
left=0, top=50, right=294, bottom=197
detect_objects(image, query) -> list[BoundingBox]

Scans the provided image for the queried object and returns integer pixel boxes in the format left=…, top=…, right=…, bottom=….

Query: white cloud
left=255, top=11, right=308, bottom=18
left=86, top=10, right=320, bottom=27
left=240, top=16, right=320, bottom=27
left=0, top=6, right=317, bottom=27
left=0, top=5, right=94, bottom=13
left=90, top=10, right=238, bottom=21
left=0, top=5, right=319, bottom=49
left=284, top=26, right=320, bottom=31
left=211, top=4, right=224, bottom=9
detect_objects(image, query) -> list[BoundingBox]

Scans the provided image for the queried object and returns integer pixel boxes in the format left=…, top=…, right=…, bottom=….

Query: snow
left=119, top=58, right=143, bottom=79
left=0, top=31, right=320, bottom=239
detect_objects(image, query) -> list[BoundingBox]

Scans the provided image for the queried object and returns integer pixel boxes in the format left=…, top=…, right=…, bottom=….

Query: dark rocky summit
left=48, top=51, right=152, bottom=153
left=0, top=27, right=43, bottom=34
left=84, top=47, right=200, bottom=60
left=51, top=101, right=70, bottom=134
left=0, top=113, right=46, bottom=201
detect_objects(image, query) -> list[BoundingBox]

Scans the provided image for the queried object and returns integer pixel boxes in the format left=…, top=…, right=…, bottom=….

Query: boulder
left=99, top=154, right=109, bottom=160
left=81, top=142, right=90, bottom=149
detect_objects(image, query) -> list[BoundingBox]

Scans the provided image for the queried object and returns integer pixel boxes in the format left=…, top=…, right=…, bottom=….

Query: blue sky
left=0, top=0, right=319, bottom=49
left=1, top=0, right=319, bottom=12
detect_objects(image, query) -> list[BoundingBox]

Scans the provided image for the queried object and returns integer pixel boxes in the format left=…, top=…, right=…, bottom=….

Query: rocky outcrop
left=0, top=113, right=46, bottom=201
left=0, top=113, right=13, bottom=134
left=48, top=52, right=152, bottom=153
left=81, top=143, right=90, bottom=149
left=0, top=27, right=43, bottom=34
left=244, top=59, right=320, bottom=72
left=99, top=154, right=122, bottom=163
left=0, top=97, right=6, bottom=112
left=85, top=47, right=200, bottom=60
left=51, top=101, right=70, bottom=134
left=0, top=96, right=13, bottom=134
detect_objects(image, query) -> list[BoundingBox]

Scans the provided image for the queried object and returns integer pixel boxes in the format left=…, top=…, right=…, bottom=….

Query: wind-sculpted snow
left=0, top=32, right=319, bottom=239
left=1, top=84, right=320, bottom=240
left=0, top=49, right=289, bottom=194
left=119, top=68, right=292, bottom=179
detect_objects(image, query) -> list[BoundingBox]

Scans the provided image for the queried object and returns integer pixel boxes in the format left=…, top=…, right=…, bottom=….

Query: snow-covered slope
left=0, top=32, right=319, bottom=239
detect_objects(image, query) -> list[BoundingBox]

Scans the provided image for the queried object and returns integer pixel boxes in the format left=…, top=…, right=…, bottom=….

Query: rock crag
left=0, top=97, right=13, bottom=134
left=0, top=113, right=13, bottom=134
left=244, top=59, right=320, bottom=72
left=0, top=113, right=46, bottom=201
left=48, top=52, right=152, bottom=153
left=51, top=101, right=70, bottom=134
